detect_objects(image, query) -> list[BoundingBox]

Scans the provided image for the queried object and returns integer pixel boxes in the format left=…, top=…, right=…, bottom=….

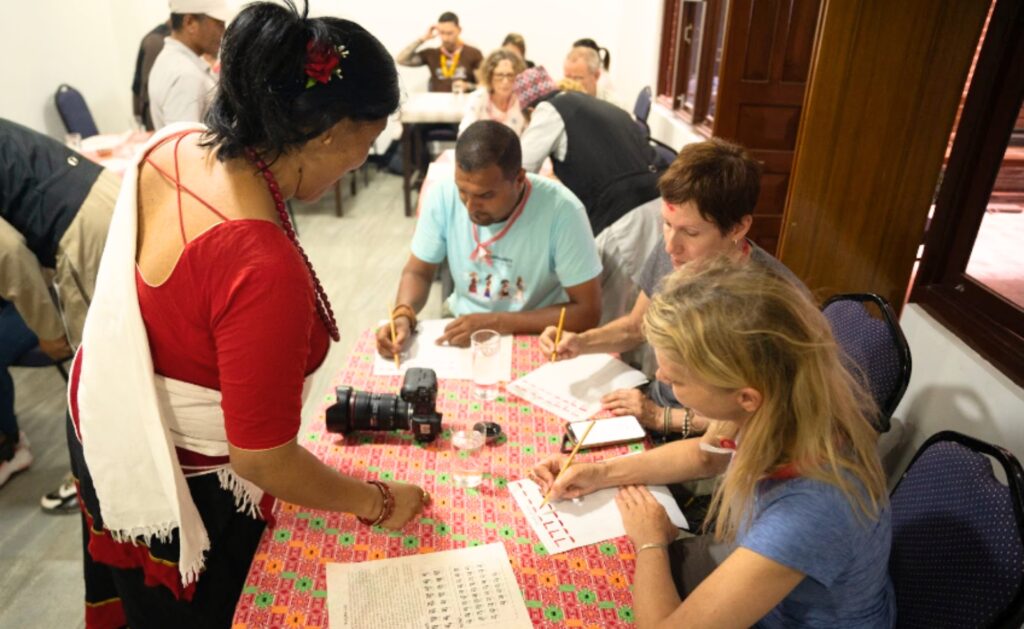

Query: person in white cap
left=148, top=0, right=232, bottom=129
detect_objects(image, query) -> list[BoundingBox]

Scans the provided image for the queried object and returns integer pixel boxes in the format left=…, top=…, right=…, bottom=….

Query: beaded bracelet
left=391, top=304, right=418, bottom=332
left=357, top=480, right=395, bottom=527
left=681, top=407, right=695, bottom=439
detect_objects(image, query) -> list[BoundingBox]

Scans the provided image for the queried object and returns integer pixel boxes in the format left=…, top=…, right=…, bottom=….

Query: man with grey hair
left=563, top=45, right=624, bottom=109
left=376, top=121, right=602, bottom=354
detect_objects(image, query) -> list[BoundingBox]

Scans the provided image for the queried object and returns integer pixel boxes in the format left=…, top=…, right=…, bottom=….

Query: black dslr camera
left=326, top=367, right=443, bottom=443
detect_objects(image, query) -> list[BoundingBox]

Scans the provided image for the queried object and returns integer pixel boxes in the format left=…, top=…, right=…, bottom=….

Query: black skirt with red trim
left=67, top=413, right=266, bottom=629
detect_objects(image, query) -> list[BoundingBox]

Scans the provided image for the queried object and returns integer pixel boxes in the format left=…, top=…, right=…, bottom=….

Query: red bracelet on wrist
left=357, top=480, right=395, bottom=526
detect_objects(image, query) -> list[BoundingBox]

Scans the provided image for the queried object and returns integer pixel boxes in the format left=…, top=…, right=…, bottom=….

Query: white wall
left=889, top=304, right=1024, bottom=479
left=1, top=1, right=668, bottom=140
left=0, top=0, right=170, bottom=137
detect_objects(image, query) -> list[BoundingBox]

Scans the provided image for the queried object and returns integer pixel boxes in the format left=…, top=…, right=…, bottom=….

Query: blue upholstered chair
left=54, top=84, right=99, bottom=139
left=889, top=430, right=1024, bottom=628
left=822, top=293, right=911, bottom=433
left=633, top=86, right=652, bottom=135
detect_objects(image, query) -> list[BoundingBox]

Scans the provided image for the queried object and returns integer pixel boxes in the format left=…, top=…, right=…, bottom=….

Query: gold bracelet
left=637, top=542, right=669, bottom=554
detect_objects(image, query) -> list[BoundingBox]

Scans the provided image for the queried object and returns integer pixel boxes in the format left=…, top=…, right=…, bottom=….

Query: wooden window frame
left=910, top=0, right=1024, bottom=388
left=657, top=0, right=728, bottom=133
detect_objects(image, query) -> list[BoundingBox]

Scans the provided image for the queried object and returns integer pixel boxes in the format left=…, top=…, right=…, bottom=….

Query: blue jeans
left=0, top=300, right=40, bottom=438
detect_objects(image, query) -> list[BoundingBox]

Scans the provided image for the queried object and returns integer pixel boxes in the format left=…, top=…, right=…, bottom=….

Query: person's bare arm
left=229, top=440, right=426, bottom=529
left=540, top=289, right=649, bottom=359
left=395, top=26, right=435, bottom=66
left=376, top=254, right=438, bottom=357
left=437, top=276, right=601, bottom=346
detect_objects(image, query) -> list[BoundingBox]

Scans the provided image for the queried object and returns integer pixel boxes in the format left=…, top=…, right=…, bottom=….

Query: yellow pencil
left=551, top=306, right=567, bottom=362
left=540, top=419, right=595, bottom=508
left=389, top=307, right=400, bottom=370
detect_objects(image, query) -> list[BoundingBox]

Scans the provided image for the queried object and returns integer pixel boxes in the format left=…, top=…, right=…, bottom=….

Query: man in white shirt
left=148, top=0, right=232, bottom=129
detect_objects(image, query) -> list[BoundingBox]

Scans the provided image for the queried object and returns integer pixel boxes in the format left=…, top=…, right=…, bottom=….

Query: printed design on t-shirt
left=466, top=273, right=528, bottom=303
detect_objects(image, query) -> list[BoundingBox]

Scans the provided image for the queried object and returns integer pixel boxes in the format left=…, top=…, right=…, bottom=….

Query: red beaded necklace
left=245, top=147, right=340, bottom=342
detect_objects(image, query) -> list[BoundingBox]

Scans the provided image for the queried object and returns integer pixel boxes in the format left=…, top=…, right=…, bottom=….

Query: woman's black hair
left=202, top=0, right=399, bottom=162
left=572, top=37, right=610, bottom=70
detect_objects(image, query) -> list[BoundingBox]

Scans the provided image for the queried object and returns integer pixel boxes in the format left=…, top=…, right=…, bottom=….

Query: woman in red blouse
left=67, top=3, right=426, bottom=627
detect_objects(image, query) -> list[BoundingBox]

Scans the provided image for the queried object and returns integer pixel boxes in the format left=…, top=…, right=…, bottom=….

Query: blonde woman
left=531, top=259, right=894, bottom=628
left=458, top=49, right=527, bottom=136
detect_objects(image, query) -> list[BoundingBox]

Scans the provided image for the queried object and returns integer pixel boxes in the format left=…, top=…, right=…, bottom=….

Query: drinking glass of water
left=452, top=422, right=486, bottom=488
left=470, top=329, right=500, bottom=401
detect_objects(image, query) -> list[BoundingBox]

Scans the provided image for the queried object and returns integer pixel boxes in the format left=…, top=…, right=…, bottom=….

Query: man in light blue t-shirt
left=376, top=120, right=602, bottom=353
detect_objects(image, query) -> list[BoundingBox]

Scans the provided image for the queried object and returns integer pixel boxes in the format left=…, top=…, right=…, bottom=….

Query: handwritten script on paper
left=372, top=319, right=513, bottom=381
left=506, top=354, right=648, bottom=421
left=509, top=479, right=688, bottom=555
left=326, top=543, right=532, bottom=629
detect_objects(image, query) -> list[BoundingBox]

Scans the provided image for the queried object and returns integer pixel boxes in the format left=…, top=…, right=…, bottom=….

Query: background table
left=399, top=93, right=466, bottom=217
left=232, top=331, right=644, bottom=628
left=78, top=131, right=153, bottom=175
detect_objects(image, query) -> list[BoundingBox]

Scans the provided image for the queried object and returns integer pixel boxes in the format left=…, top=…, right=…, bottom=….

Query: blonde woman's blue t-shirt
left=741, top=476, right=896, bottom=628
left=411, top=174, right=602, bottom=316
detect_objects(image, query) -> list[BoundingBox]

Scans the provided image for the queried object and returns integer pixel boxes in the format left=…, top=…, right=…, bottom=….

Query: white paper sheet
left=508, top=479, right=688, bottom=555
left=372, top=319, right=513, bottom=381
left=326, top=542, right=531, bottom=629
left=569, top=417, right=647, bottom=447
left=505, top=354, right=649, bottom=421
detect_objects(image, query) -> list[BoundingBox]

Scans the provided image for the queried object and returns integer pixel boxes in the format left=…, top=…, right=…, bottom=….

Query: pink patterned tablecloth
left=232, top=330, right=644, bottom=628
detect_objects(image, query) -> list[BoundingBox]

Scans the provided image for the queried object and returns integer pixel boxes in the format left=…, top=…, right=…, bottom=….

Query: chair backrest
left=889, top=431, right=1024, bottom=628
left=54, top=84, right=99, bottom=138
left=634, top=86, right=652, bottom=125
left=822, top=293, right=911, bottom=432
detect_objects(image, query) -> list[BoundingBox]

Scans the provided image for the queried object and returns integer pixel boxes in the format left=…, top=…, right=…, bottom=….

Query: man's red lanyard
left=469, top=180, right=532, bottom=266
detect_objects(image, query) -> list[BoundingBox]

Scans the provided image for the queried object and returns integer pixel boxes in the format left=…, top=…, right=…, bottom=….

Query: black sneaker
left=40, top=473, right=78, bottom=514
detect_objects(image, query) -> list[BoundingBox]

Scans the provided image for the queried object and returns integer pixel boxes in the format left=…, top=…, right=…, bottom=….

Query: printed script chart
left=372, top=319, right=513, bottom=381
left=325, top=543, right=531, bottom=629
left=233, top=331, right=649, bottom=628
left=508, top=479, right=688, bottom=555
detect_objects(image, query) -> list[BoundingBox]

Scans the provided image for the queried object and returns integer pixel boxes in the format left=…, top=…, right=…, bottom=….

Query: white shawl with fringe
left=77, top=123, right=262, bottom=587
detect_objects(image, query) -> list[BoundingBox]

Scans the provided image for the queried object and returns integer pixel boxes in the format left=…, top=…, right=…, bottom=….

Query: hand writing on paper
left=601, top=388, right=657, bottom=426
left=375, top=317, right=412, bottom=358
left=538, top=327, right=581, bottom=361
left=615, top=485, right=678, bottom=547
left=380, top=481, right=430, bottom=530
left=436, top=313, right=498, bottom=347
left=527, top=455, right=605, bottom=501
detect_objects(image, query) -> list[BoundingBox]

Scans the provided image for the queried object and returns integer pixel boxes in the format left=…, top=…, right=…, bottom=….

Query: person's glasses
left=492, top=72, right=516, bottom=82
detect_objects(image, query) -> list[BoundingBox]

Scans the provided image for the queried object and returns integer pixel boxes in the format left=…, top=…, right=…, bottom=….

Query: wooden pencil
left=540, top=419, right=595, bottom=507
left=389, top=307, right=400, bottom=370
left=551, top=306, right=567, bottom=362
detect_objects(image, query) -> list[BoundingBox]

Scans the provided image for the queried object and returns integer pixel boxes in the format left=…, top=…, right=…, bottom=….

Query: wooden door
left=713, top=0, right=821, bottom=255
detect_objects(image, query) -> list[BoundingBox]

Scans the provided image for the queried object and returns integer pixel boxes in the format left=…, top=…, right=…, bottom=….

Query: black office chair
left=889, top=430, right=1024, bottom=628
left=822, top=293, right=911, bottom=433
left=54, top=84, right=99, bottom=138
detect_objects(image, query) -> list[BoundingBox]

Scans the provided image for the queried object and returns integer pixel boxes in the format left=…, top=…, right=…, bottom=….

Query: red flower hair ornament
left=304, top=39, right=349, bottom=88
